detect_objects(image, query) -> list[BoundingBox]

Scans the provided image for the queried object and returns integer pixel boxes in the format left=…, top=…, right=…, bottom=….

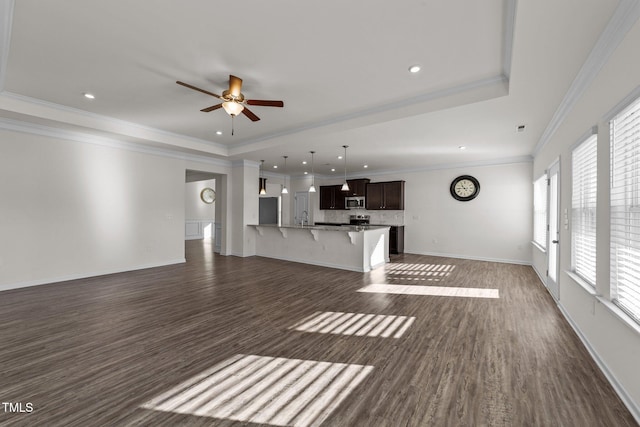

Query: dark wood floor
left=0, top=239, right=637, bottom=426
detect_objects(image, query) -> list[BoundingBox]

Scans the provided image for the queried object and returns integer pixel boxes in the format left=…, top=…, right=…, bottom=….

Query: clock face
left=450, top=175, right=480, bottom=201
left=200, top=187, right=216, bottom=204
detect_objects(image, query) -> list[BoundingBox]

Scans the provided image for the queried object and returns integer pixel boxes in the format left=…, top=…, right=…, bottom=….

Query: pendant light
left=341, top=145, right=350, bottom=192
left=281, top=155, right=289, bottom=194
left=309, top=151, right=317, bottom=193
left=259, top=160, right=267, bottom=195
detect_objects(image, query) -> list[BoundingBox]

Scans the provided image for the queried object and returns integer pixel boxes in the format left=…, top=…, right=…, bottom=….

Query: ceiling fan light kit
left=222, top=101, right=244, bottom=116
left=176, top=74, right=284, bottom=135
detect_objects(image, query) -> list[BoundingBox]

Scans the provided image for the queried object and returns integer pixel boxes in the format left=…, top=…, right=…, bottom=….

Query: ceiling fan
left=176, top=75, right=284, bottom=125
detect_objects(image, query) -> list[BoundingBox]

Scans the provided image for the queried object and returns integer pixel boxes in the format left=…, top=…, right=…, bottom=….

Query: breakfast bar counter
left=249, top=224, right=390, bottom=272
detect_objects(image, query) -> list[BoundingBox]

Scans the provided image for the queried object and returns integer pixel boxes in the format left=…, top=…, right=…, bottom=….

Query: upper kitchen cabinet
left=345, top=178, right=370, bottom=197
left=319, top=185, right=346, bottom=210
left=366, top=180, right=405, bottom=210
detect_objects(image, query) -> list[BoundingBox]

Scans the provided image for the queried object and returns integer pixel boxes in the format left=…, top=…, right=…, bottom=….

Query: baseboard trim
left=404, top=250, right=531, bottom=266
left=0, top=258, right=186, bottom=292
left=557, top=304, right=640, bottom=425
left=531, top=263, right=546, bottom=285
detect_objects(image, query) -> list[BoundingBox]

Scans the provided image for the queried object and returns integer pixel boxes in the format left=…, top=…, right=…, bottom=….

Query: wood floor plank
left=0, top=240, right=637, bottom=426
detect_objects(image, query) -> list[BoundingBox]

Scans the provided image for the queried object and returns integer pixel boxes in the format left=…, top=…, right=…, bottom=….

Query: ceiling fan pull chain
left=232, top=115, right=235, bottom=136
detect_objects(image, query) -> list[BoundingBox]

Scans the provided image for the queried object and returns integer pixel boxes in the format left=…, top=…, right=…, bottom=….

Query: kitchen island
left=249, top=224, right=390, bottom=272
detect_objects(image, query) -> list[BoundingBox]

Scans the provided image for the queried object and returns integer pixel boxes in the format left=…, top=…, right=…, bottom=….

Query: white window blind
left=610, top=95, right=640, bottom=324
left=571, top=134, right=597, bottom=285
left=533, top=174, right=548, bottom=249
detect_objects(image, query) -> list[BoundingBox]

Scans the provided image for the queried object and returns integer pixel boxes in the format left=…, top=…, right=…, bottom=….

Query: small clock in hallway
left=200, top=187, right=216, bottom=204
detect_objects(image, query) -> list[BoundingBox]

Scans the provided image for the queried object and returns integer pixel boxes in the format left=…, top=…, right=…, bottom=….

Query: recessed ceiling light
left=408, top=65, right=421, bottom=73
left=337, top=155, right=343, bottom=159
left=304, top=171, right=308, bottom=175
left=363, top=165, right=369, bottom=168
left=331, top=168, right=336, bottom=172
left=273, top=165, right=278, bottom=169
left=302, top=161, right=307, bottom=165
left=459, top=146, right=467, bottom=150
left=83, top=93, right=95, bottom=99
left=216, top=131, right=223, bottom=135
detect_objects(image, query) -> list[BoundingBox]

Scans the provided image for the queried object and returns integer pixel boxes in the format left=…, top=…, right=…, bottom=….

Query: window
left=610, top=95, right=640, bottom=323
left=571, top=134, right=597, bottom=285
left=533, top=174, right=548, bottom=249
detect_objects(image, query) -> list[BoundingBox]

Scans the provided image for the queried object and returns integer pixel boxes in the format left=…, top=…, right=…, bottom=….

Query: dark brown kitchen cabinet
left=389, top=226, right=405, bottom=254
left=345, top=178, right=370, bottom=197
left=319, top=185, right=346, bottom=210
left=366, top=180, right=405, bottom=210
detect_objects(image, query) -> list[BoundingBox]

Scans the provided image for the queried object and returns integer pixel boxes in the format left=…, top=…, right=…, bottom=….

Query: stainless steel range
left=349, top=214, right=370, bottom=226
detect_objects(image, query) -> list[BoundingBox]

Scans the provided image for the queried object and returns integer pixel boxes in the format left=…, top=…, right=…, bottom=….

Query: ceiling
left=0, top=0, right=622, bottom=177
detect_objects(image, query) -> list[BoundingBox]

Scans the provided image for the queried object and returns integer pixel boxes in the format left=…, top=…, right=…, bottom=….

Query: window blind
left=610, top=95, right=640, bottom=323
left=571, top=134, right=597, bottom=285
left=533, top=175, right=548, bottom=249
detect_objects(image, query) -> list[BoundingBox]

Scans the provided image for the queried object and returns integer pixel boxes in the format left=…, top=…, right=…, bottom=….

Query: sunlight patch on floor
left=386, top=263, right=455, bottom=281
left=289, top=311, right=415, bottom=338
left=141, top=354, right=373, bottom=427
left=357, top=284, right=499, bottom=299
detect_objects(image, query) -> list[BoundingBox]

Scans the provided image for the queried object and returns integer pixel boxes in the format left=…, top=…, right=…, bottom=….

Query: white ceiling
left=0, top=0, right=623, bottom=176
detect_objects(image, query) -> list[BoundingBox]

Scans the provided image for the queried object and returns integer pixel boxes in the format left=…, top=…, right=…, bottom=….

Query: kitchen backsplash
left=322, top=210, right=405, bottom=225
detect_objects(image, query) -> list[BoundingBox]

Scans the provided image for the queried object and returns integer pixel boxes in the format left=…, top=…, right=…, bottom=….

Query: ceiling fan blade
left=246, top=99, right=284, bottom=107
left=200, top=103, right=223, bottom=112
left=229, top=75, right=243, bottom=97
left=176, top=81, right=221, bottom=98
left=241, top=107, right=260, bottom=122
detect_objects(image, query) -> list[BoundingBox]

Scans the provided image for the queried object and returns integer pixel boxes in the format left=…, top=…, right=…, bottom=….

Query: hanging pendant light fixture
left=281, top=155, right=289, bottom=194
left=309, top=151, right=317, bottom=193
left=341, top=145, right=350, bottom=192
left=259, top=160, right=267, bottom=195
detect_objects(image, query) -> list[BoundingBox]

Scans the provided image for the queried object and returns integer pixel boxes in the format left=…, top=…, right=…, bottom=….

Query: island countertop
left=249, top=224, right=390, bottom=272
left=249, top=224, right=389, bottom=232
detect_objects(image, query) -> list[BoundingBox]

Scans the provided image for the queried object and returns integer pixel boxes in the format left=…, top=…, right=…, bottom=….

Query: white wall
left=310, top=161, right=533, bottom=264
left=0, top=128, right=186, bottom=290
left=230, top=160, right=259, bottom=257
left=532, top=14, right=640, bottom=421
left=185, top=179, right=216, bottom=221
left=404, top=162, right=532, bottom=263
left=185, top=179, right=216, bottom=240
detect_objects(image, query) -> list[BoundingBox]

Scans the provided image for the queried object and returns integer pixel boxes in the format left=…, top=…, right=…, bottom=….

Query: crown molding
left=2, top=115, right=531, bottom=179
left=533, top=0, right=640, bottom=156
left=0, top=116, right=232, bottom=168
left=228, top=74, right=509, bottom=155
left=0, top=0, right=14, bottom=91
left=503, top=0, right=517, bottom=79
left=285, top=156, right=533, bottom=181
left=231, top=159, right=260, bottom=169
left=344, top=156, right=533, bottom=179
left=0, top=91, right=229, bottom=155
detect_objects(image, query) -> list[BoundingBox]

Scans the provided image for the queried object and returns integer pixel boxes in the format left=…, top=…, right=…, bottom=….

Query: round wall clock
left=450, top=175, right=480, bottom=201
left=200, top=187, right=216, bottom=204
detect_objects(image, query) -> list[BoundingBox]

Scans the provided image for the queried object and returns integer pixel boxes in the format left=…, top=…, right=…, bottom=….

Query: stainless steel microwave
left=345, top=196, right=365, bottom=209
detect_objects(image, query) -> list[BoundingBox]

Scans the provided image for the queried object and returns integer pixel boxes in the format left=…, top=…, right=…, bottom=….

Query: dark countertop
left=314, top=222, right=404, bottom=227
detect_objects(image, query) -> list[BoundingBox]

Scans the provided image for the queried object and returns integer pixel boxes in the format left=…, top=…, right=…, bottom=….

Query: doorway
left=546, top=160, right=560, bottom=300
left=185, top=169, right=222, bottom=257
